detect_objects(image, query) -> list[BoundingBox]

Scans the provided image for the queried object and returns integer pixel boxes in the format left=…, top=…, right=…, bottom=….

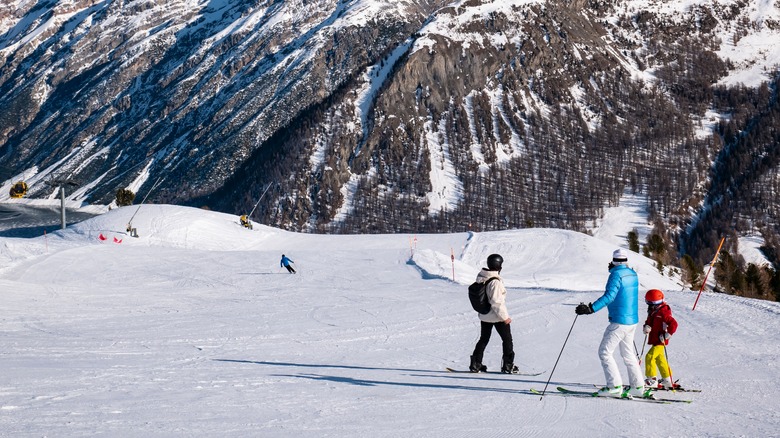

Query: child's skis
left=592, top=383, right=701, bottom=393
left=531, top=386, right=692, bottom=404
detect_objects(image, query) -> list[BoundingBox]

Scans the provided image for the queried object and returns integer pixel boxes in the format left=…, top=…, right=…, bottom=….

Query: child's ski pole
left=662, top=335, right=675, bottom=390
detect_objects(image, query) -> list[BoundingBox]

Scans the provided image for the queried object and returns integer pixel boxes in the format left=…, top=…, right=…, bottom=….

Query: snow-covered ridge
left=0, top=204, right=681, bottom=291
left=413, top=0, right=543, bottom=54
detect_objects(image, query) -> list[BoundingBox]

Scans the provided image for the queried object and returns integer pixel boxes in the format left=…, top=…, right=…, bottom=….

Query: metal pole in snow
left=248, top=183, right=272, bottom=219
left=60, top=187, right=66, bottom=229
left=48, top=178, right=77, bottom=230
left=127, top=176, right=164, bottom=230
left=692, top=237, right=725, bottom=311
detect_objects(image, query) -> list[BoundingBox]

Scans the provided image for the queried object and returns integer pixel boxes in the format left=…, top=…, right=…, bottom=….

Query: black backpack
left=468, top=277, right=497, bottom=314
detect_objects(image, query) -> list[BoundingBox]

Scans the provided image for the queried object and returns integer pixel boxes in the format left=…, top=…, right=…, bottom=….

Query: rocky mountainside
left=1, top=0, right=779, bottom=274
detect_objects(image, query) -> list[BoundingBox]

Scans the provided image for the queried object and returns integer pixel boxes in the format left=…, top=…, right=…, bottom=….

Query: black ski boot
left=469, top=355, right=487, bottom=373
left=501, top=354, right=519, bottom=374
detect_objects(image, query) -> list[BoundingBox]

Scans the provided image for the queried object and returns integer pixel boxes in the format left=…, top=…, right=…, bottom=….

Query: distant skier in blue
left=280, top=254, right=296, bottom=274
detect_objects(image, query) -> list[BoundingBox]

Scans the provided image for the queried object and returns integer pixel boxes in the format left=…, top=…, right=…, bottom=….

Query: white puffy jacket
left=475, top=268, right=510, bottom=323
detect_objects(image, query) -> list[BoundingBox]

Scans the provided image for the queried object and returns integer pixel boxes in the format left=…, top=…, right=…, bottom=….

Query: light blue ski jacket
left=591, top=264, right=639, bottom=325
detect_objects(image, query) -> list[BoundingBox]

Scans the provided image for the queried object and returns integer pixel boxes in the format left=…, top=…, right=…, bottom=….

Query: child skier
left=642, top=289, right=678, bottom=389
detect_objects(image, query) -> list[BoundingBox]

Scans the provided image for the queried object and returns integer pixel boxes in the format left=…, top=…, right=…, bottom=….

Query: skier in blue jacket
left=575, top=249, right=650, bottom=399
left=280, top=254, right=296, bottom=274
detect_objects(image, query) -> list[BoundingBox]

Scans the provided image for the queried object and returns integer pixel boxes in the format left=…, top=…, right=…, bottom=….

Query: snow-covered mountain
left=0, top=204, right=778, bottom=436
left=0, top=0, right=438, bottom=205
left=0, top=1, right=779, bottom=265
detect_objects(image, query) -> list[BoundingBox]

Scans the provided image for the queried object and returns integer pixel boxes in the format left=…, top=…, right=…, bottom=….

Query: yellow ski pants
left=644, top=345, right=672, bottom=378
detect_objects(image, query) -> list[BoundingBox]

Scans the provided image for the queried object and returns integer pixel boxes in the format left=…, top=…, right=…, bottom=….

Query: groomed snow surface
left=1, top=205, right=779, bottom=436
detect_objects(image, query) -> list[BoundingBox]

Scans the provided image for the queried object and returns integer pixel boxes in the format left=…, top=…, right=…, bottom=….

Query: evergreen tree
left=681, top=254, right=701, bottom=290
left=627, top=229, right=640, bottom=253
left=116, top=189, right=135, bottom=207
left=771, top=268, right=780, bottom=302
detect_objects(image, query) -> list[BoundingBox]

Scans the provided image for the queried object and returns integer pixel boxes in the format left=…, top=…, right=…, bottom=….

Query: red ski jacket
left=644, top=303, right=678, bottom=346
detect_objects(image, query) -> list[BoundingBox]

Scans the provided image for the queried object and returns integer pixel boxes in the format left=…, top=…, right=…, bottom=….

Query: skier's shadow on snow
left=214, top=359, right=545, bottom=395
left=282, top=373, right=537, bottom=395
left=235, top=273, right=283, bottom=275
left=214, top=359, right=434, bottom=374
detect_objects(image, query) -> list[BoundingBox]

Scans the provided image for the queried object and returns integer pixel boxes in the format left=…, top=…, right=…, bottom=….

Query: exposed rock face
left=0, top=0, right=436, bottom=202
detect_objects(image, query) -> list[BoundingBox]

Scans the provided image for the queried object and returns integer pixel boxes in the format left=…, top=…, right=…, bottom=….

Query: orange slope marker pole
left=692, top=237, right=725, bottom=311
left=450, top=247, right=455, bottom=282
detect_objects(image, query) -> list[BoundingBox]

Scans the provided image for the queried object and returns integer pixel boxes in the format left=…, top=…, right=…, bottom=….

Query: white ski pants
left=598, top=322, right=643, bottom=388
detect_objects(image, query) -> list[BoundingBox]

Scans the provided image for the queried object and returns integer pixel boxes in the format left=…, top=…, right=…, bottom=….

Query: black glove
left=575, top=303, right=594, bottom=315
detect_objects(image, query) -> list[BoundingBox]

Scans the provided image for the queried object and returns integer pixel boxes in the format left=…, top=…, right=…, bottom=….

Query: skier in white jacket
left=469, top=254, right=519, bottom=374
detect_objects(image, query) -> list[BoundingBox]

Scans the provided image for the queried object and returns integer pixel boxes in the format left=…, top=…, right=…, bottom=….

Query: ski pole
left=662, top=336, right=675, bottom=391
left=539, top=313, right=578, bottom=400
left=638, top=334, right=648, bottom=366
left=633, top=340, right=639, bottom=362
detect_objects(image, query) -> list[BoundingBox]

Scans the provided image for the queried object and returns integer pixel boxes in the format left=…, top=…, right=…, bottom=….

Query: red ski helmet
left=645, top=289, right=664, bottom=305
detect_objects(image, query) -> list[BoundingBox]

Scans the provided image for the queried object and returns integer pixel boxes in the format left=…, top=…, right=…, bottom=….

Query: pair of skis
left=641, top=384, right=701, bottom=393
left=531, top=386, right=693, bottom=404
left=588, top=382, right=700, bottom=393
left=446, top=367, right=694, bottom=404
left=446, top=368, right=693, bottom=404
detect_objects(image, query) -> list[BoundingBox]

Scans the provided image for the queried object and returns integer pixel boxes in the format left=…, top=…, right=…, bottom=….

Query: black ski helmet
left=487, top=254, right=503, bottom=271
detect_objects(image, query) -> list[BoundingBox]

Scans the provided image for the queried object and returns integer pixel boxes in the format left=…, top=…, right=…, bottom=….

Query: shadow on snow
left=211, top=359, right=597, bottom=396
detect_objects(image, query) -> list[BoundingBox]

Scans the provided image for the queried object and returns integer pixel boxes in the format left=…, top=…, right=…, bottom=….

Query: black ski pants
left=472, top=321, right=514, bottom=364
left=284, top=265, right=296, bottom=273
